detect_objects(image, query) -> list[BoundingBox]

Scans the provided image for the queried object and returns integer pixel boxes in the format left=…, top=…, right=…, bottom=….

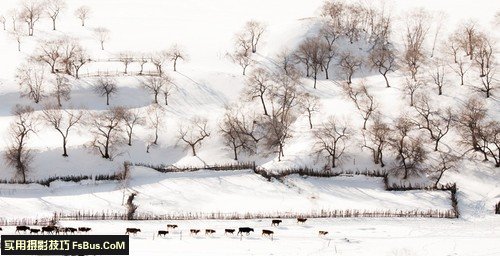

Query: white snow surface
left=0, top=0, right=499, bottom=255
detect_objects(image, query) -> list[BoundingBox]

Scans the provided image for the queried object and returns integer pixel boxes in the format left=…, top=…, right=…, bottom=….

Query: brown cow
left=271, top=219, right=282, bottom=226
left=262, top=229, right=274, bottom=239
left=297, top=218, right=307, bottom=224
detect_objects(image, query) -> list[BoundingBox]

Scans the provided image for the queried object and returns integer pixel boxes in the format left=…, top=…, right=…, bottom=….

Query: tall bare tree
left=33, top=39, right=63, bottom=73
left=338, top=51, right=362, bottom=84
left=146, top=104, right=164, bottom=146
left=16, top=62, right=48, bottom=104
left=46, top=0, right=66, bottom=30
left=52, top=74, right=71, bottom=107
left=314, top=117, right=351, bottom=168
left=93, top=76, right=118, bottom=106
left=219, top=107, right=258, bottom=160
left=178, top=118, right=211, bottom=156
left=0, top=15, right=6, bottom=30
left=432, top=152, right=459, bottom=186
left=299, top=92, right=320, bottom=129
left=88, top=107, right=124, bottom=159
left=122, top=108, right=145, bottom=147
left=296, top=37, right=329, bottom=88
left=19, top=0, right=44, bottom=36
left=243, top=67, right=272, bottom=115
left=94, top=27, right=110, bottom=50
left=74, top=6, right=90, bottom=27
left=369, top=44, right=397, bottom=87
left=166, top=44, right=188, bottom=72
left=42, top=104, right=83, bottom=157
left=479, top=121, right=500, bottom=167
left=342, top=82, right=377, bottom=130
left=71, top=45, right=90, bottom=79
left=428, top=58, right=447, bottom=95
left=150, top=51, right=168, bottom=76
left=118, top=52, right=134, bottom=74
left=403, top=9, right=430, bottom=81
left=362, top=115, right=390, bottom=167
left=142, top=75, right=172, bottom=104
left=456, top=97, right=487, bottom=153
left=403, top=77, right=423, bottom=107
left=413, top=94, right=453, bottom=151
left=4, top=105, right=37, bottom=183
left=389, top=115, right=426, bottom=179
left=242, top=20, right=266, bottom=53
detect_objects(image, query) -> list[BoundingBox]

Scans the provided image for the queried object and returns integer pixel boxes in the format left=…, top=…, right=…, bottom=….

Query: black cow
left=157, top=230, right=169, bottom=237
left=64, top=227, right=77, bottom=234
left=262, top=229, right=274, bottom=238
left=78, top=227, right=91, bottom=233
left=15, top=226, right=30, bottom=233
left=205, top=229, right=216, bottom=236
left=0, top=227, right=2, bottom=231
left=319, top=231, right=328, bottom=236
left=224, top=229, right=235, bottom=235
left=271, top=219, right=282, bottom=226
left=237, top=227, right=254, bottom=236
left=190, top=229, right=200, bottom=235
left=297, top=218, right=307, bottom=224
left=30, top=228, right=40, bottom=234
left=126, top=228, right=141, bottom=235
left=167, top=224, right=178, bottom=229
left=41, top=226, right=57, bottom=234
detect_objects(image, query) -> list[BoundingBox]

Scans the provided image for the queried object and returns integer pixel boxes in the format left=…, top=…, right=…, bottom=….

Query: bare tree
left=432, top=152, right=459, bottom=186
left=479, top=121, right=500, bottom=167
left=46, top=0, right=66, bottom=30
left=362, top=115, right=390, bottom=167
left=162, top=78, right=175, bottom=106
left=299, top=92, right=320, bottom=129
left=319, top=20, right=342, bottom=51
left=473, top=35, right=495, bottom=97
left=122, top=108, right=145, bottom=147
left=413, top=94, right=453, bottom=151
left=456, top=21, right=482, bottom=60
left=93, top=76, right=118, bottom=105
left=19, top=0, right=44, bottom=36
left=16, top=62, right=48, bottom=104
left=142, top=75, right=171, bottom=104
left=243, top=67, right=272, bottom=115
left=8, top=9, right=19, bottom=31
left=342, top=82, right=377, bottom=130
left=146, top=104, right=164, bottom=146
left=479, top=65, right=495, bottom=98
left=314, top=117, right=351, bottom=168
left=389, top=116, right=426, bottom=179
left=369, top=44, right=397, bottom=87
left=70, top=44, right=90, bottom=79
left=167, top=44, right=188, bottom=72
left=403, top=9, right=430, bottom=81
left=118, top=52, right=134, bottom=74
left=456, top=97, right=487, bottom=153
left=275, top=49, right=297, bottom=76
left=52, top=74, right=71, bottom=107
left=74, top=6, right=90, bottom=27
left=42, top=104, right=83, bottom=157
left=403, top=77, right=423, bottom=107
left=88, top=107, right=124, bottom=159
left=428, top=58, right=447, bottom=95
left=296, top=37, right=329, bottom=88
left=219, top=107, right=258, bottom=160
left=0, top=15, right=6, bottom=30
left=263, top=71, right=301, bottom=160
left=33, top=39, right=63, bottom=73
left=338, top=51, right=362, bottom=84
left=10, top=30, right=25, bottom=52
left=4, top=105, right=37, bottom=183
left=94, top=27, right=110, bottom=50
left=242, top=20, right=266, bottom=53
left=449, top=55, right=470, bottom=86
left=150, top=51, right=168, bottom=76
left=229, top=48, right=253, bottom=75
left=178, top=118, right=211, bottom=156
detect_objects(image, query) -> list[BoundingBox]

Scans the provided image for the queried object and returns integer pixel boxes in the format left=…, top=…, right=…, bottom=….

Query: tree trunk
left=260, top=95, right=268, bottom=116
left=383, top=73, right=390, bottom=88
left=52, top=19, right=56, bottom=30
left=173, top=60, right=177, bottom=72
left=62, top=139, right=68, bottom=157
left=101, top=41, right=104, bottom=51
left=191, top=144, right=196, bottom=156
left=106, top=94, right=110, bottom=105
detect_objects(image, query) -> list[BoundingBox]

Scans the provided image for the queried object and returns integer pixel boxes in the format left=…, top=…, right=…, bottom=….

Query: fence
left=0, top=172, right=125, bottom=187
left=53, top=208, right=458, bottom=222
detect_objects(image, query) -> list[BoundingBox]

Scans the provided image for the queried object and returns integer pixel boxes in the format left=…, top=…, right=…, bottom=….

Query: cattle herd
left=0, top=218, right=330, bottom=240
